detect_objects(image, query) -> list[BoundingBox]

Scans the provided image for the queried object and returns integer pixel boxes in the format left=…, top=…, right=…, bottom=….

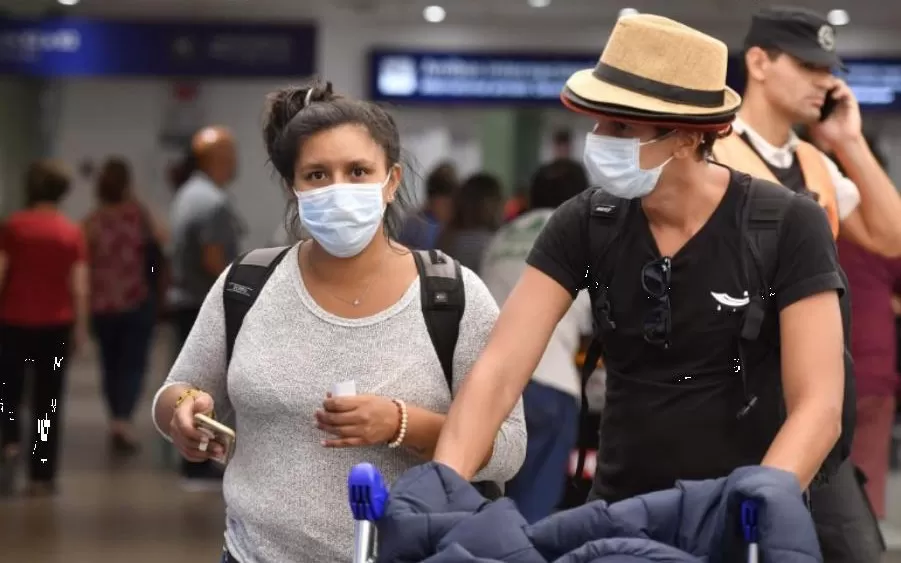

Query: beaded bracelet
left=387, top=399, right=408, bottom=449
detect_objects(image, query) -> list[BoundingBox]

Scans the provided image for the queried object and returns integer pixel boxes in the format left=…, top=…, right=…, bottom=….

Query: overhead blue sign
left=370, top=51, right=597, bottom=105
left=370, top=50, right=901, bottom=110
left=0, top=18, right=316, bottom=78
left=840, top=60, right=901, bottom=108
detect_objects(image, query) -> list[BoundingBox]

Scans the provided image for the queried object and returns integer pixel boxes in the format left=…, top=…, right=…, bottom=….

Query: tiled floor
left=0, top=326, right=225, bottom=563
left=1, top=325, right=901, bottom=562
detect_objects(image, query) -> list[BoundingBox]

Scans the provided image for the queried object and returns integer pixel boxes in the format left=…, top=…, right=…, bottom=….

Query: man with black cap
left=714, top=6, right=901, bottom=256
left=430, top=11, right=846, bottom=557
left=710, top=6, right=892, bottom=561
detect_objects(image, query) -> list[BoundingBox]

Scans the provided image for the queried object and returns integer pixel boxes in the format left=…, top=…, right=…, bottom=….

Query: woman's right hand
left=168, top=391, right=223, bottom=462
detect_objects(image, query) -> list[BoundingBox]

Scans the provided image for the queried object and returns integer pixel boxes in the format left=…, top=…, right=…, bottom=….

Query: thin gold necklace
left=304, top=244, right=388, bottom=307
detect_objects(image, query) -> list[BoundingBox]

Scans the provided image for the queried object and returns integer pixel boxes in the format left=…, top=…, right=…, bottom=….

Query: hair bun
left=262, top=81, right=338, bottom=158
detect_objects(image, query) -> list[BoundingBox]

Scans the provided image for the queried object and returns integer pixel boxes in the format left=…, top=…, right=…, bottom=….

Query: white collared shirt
left=732, top=117, right=861, bottom=220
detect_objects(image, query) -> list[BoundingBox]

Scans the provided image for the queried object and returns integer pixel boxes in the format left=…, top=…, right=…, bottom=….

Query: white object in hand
left=197, top=427, right=214, bottom=452
left=331, top=380, right=357, bottom=397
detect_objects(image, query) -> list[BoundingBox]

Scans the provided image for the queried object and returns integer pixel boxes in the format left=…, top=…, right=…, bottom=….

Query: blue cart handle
left=741, top=499, right=759, bottom=543
left=348, top=463, right=389, bottom=522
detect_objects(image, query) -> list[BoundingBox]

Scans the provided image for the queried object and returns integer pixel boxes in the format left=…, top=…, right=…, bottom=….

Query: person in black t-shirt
left=433, top=14, right=846, bottom=517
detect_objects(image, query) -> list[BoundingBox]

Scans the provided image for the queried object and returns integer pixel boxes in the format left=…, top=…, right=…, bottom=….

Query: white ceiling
left=2, top=0, right=898, bottom=28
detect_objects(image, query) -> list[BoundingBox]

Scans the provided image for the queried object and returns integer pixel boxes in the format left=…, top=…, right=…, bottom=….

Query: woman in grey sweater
left=150, top=81, right=526, bottom=563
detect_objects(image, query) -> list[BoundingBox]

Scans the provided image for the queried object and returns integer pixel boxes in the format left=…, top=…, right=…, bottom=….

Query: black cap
left=743, top=6, right=844, bottom=70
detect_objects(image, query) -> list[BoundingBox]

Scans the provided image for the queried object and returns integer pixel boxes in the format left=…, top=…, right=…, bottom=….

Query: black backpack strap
left=586, top=189, right=632, bottom=328
left=734, top=178, right=794, bottom=419
left=223, top=246, right=293, bottom=365
left=739, top=177, right=855, bottom=478
left=573, top=190, right=631, bottom=484
left=412, top=249, right=464, bottom=389
left=739, top=178, right=793, bottom=342
left=412, top=249, right=503, bottom=499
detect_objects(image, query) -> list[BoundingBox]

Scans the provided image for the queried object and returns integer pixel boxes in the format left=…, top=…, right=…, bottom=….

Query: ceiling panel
left=5, top=0, right=898, bottom=28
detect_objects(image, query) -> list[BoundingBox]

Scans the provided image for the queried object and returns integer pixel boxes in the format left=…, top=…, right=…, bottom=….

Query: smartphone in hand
left=193, top=413, right=236, bottom=465
left=820, top=87, right=839, bottom=121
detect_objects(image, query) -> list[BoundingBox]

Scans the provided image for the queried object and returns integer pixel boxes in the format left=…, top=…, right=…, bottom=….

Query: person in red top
left=0, top=160, right=89, bottom=497
left=84, top=157, right=166, bottom=455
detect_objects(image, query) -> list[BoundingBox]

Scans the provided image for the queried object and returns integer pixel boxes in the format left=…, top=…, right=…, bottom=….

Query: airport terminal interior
left=5, top=339, right=901, bottom=561
left=3, top=0, right=901, bottom=561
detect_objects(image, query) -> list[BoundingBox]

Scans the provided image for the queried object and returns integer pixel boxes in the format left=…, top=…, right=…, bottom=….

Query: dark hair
left=425, top=162, right=458, bottom=199
left=25, top=160, right=71, bottom=207
left=449, top=173, right=504, bottom=231
left=96, top=157, right=131, bottom=205
left=742, top=47, right=791, bottom=83
left=529, top=159, right=588, bottom=210
left=262, top=80, right=414, bottom=240
left=553, top=129, right=572, bottom=146
left=654, top=126, right=728, bottom=160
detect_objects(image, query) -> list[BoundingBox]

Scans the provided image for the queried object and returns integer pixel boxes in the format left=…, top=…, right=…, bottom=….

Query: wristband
left=387, top=399, right=408, bottom=449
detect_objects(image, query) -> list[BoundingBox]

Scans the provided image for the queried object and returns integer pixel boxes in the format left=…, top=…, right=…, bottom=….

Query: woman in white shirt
left=151, top=81, right=526, bottom=563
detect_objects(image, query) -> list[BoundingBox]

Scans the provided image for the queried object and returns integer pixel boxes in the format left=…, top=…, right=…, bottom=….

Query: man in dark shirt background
left=167, top=126, right=243, bottom=490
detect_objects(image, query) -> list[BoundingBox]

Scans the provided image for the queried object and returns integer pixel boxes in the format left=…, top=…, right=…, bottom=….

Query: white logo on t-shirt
left=711, top=291, right=750, bottom=309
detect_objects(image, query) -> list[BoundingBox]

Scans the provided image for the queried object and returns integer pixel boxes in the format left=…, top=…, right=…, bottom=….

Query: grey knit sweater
left=152, top=244, right=526, bottom=563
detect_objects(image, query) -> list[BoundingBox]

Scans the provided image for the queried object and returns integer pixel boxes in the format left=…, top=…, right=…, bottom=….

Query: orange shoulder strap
left=710, top=132, right=780, bottom=184
left=711, top=132, right=840, bottom=239
left=795, top=141, right=840, bottom=238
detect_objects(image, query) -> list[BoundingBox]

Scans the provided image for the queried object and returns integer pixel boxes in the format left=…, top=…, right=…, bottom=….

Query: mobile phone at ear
left=820, top=88, right=839, bottom=121
left=193, top=413, right=236, bottom=465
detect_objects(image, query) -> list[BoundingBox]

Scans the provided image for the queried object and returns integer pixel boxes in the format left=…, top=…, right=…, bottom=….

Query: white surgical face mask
left=582, top=132, right=674, bottom=199
left=296, top=176, right=389, bottom=258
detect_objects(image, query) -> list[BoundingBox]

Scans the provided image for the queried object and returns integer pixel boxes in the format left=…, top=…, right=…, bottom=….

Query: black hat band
left=592, top=62, right=726, bottom=108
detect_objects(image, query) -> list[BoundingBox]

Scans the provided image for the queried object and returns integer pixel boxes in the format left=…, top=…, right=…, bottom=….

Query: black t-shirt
left=526, top=169, right=844, bottom=502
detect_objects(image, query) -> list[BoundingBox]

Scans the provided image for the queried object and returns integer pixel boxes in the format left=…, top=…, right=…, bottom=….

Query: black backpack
left=222, top=246, right=503, bottom=499
left=574, top=176, right=855, bottom=485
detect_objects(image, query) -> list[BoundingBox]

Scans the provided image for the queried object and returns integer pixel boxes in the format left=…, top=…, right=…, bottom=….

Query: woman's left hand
left=316, top=395, right=400, bottom=447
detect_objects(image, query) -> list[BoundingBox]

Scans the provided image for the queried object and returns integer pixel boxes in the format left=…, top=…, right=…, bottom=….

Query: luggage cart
left=347, top=462, right=762, bottom=563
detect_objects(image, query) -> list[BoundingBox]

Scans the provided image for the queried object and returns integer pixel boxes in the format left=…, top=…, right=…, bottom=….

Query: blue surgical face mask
left=296, top=176, right=389, bottom=258
left=582, top=132, right=674, bottom=199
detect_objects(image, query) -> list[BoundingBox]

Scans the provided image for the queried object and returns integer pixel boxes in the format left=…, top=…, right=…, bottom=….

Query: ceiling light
left=423, top=5, right=446, bottom=23
left=827, top=9, right=850, bottom=26
left=618, top=8, right=639, bottom=18
left=57, top=0, right=80, bottom=5
left=528, top=0, right=552, bottom=7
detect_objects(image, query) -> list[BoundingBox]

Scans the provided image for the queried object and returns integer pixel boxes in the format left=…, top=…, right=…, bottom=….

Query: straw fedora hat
left=563, top=14, right=741, bottom=120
